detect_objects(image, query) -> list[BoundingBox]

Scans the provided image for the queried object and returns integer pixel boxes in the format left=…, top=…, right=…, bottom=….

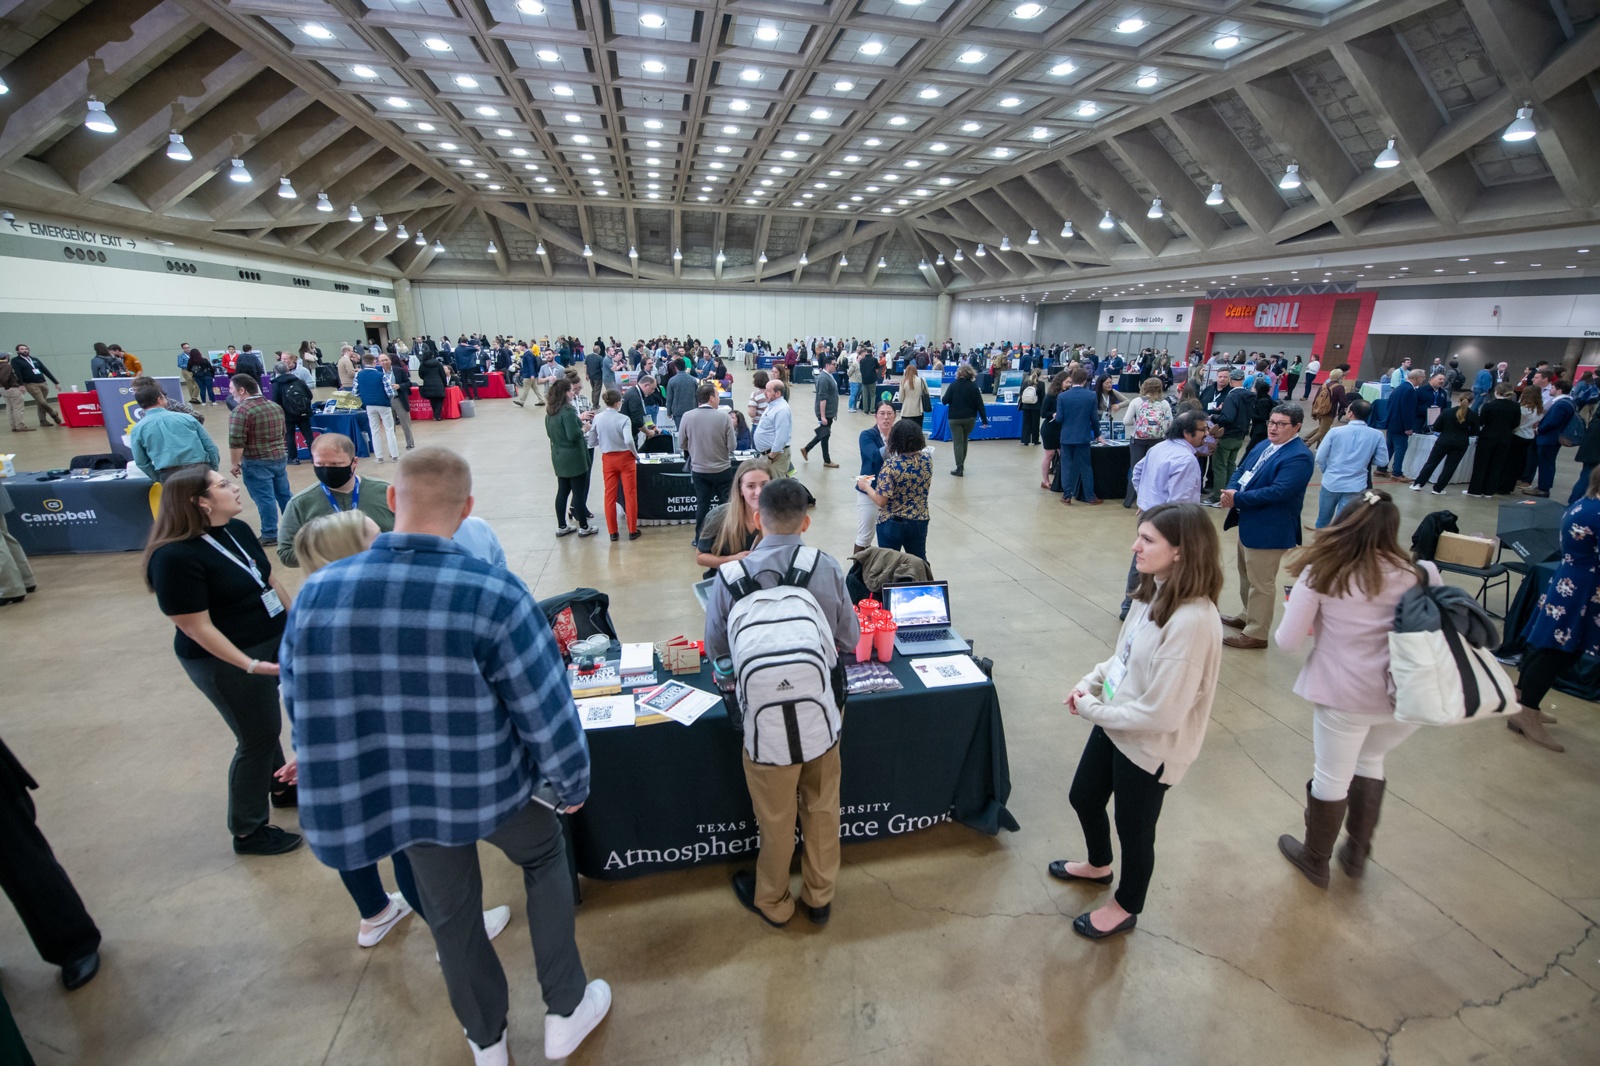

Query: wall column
left=935, top=293, right=952, bottom=343
left=394, top=278, right=418, bottom=340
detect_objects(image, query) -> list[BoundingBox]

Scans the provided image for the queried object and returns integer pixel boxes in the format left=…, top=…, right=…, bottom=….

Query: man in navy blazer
left=1055, top=367, right=1103, bottom=505
left=1220, top=402, right=1314, bottom=649
left=1527, top=379, right=1577, bottom=497
left=1377, top=369, right=1423, bottom=479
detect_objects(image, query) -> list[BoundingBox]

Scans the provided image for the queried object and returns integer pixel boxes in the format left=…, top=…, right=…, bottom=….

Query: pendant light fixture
left=1098, top=210, right=1115, bottom=230
left=1060, top=219, right=1074, bottom=239
left=839, top=253, right=848, bottom=267
left=1502, top=103, right=1537, bottom=142
left=1205, top=183, right=1224, bottom=206
left=1146, top=198, right=1163, bottom=218
left=373, top=215, right=387, bottom=232
left=316, top=192, right=333, bottom=212
left=877, top=255, right=888, bottom=268
left=415, top=229, right=426, bottom=246
left=629, top=245, right=639, bottom=258
left=433, top=239, right=445, bottom=253
left=715, top=249, right=726, bottom=262
left=1373, top=138, right=1400, bottom=168
left=486, top=239, right=496, bottom=253
left=582, top=243, right=593, bottom=256
left=673, top=246, right=683, bottom=260
left=228, top=158, right=251, bottom=183
left=535, top=240, right=546, bottom=256
left=347, top=203, right=363, bottom=223
left=1026, top=229, right=1039, bottom=245
left=395, top=224, right=408, bottom=240
left=975, top=243, right=986, bottom=257
left=999, top=236, right=1011, bottom=251
left=757, top=251, right=767, bottom=264
left=953, top=246, right=964, bottom=262
left=166, top=132, right=191, bottom=161
left=798, top=251, right=808, bottom=265
left=277, top=177, right=296, bottom=198
left=935, top=253, right=945, bottom=265
left=83, top=97, right=115, bottom=133
left=1279, top=163, right=1302, bottom=189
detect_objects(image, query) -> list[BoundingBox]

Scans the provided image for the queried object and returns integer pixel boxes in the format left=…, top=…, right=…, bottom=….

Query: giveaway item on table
left=569, top=634, right=612, bottom=671
left=620, top=641, right=655, bottom=677
left=908, top=654, right=988, bottom=689
left=569, top=659, right=622, bottom=697
left=654, top=635, right=703, bottom=674
left=636, top=680, right=722, bottom=726
left=577, top=695, right=636, bottom=730
left=844, top=661, right=903, bottom=695
left=851, top=598, right=898, bottom=662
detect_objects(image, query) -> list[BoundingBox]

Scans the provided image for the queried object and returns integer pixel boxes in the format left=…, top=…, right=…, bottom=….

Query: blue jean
left=1316, top=488, right=1361, bottom=529
left=339, top=850, right=426, bottom=920
left=1535, top=441, right=1561, bottom=492
left=196, top=375, right=215, bottom=404
left=1570, top=463, right=1596, bottom=505
left=1385, top=431, right=1410, bottom=476
left=876, top=516, right=929, bottom=559
left=240, top=458, right=292, bottom=537
left=848, top=381, right=861, bottom=411
left=1060, top=444, right=1097, bottom=501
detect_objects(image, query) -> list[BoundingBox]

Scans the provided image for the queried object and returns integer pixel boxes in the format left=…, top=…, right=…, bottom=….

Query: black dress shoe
left=804, top=901, right=831, bottom=926
left=233, top=824, right=303, bottom=856
left=61, top=950, right=100, bottom=991
left=1071, top=911, right=1137, bottom=940
left=1047, top=859, right=1114, bottom=885
left=731, top=871, right=787, bottom=928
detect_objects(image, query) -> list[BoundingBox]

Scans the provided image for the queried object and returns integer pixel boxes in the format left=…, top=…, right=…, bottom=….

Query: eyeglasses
left=1267, top=419, right=1295, bottom=428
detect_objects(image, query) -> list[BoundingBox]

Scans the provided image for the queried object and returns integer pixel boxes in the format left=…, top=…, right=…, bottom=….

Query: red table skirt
left=480, top=372, right=511, bottom=399
left=409, top=387, right=463, bottom=419
left=55, top=391, right=104, bottom=427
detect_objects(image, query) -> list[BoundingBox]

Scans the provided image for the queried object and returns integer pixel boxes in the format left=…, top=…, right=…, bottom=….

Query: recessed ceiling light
left=761, top=179, right=773, bottom=186
left=715, top=145, right=731, bottom=154
left=438, top=141, right=458, bottom=151
left=851, top=195, right=863, bottom=202
left=1013, top=3, right=1045, bottom=18
left=770, top=165, right=785, bottom=173
left=1494, top=260, right=1507, bottom=264
left=904, top=159, right=921, bottom=168
left=1135, top=73, right=1158, bottom=88
left=729, top=99, right=750, bottom=111
left=811, top=107, right=831, bottom=120
left=961, top=121, right=981, bottom=132
left=517, top=0, right=546, bottom=12
left=552, top=85, right=574, bottom=96
left=644, top=119, right=663, bottom=129
left=351, top=65, right=377, bottom=78
left=477, top=105, right=499, bottom=117
left=918, top=87, right=940, bottom=100
left=1530, top=263, right=1542, bottom=267
left=302, top=23, right=335, bottom=40
left=1050, top=60, right=1076, bottom=76
left=741, top=67, right=762, bottom=81
left=883, top=173, right=898, bottom=181
left=642, top=60, right=666, bottom=73
left=929, top=142, right=948, bottom=152
left=795, top=132, right=810, bottom=141
left=1116, top=18, right=1146, bottom=33
left=386, top=96, right=409, bottom=108
left=865, top=185, right=880, bottom=192
left=889, top=115, right=908, bottom=125
left=586, top=167, right=599, bottom=174
left=710, top=161, right=723, bottom=169
left=828, top=169, right=843, bottom=176
left=993, top=147, right=1011, bottom=157
left=416, top=122, right=435, bottom=131
left=639, top=13, right=666, bottom=28
left=999, top=96, right=1021, bottom=107
left=456, top=157, right=472, bottom=166
left=423, top=37, right=451, bottom=51
left=496, top=128, right=513, bottom=137
left=580, top=153, right=594, bottom=160
left=647, top=157, right=661, bottom=165
left=936, top=177, right=953, bottom=185
left=755, top=25, right=780, bottom=41
left=454, top=74, right=478, bottom=88
left=1031, top=127, right=1050, bottom=139
left=860, top=41, right=885, bottom=55
left=646, top=141, right=661, bottom=148
left=1214, top=34, right=1240, bottom=50
left=564, top=113, right=581, bottom=123
left=958, top=49, right=986, bottom=64
left=536, top=49, right=559, bottom=62
left=572, top=134, right=589, bottom=143
left=864, top=137, right=881, bottom=146
left=723, top=124, right=740, bottom=135
left=697, top=195, right=708, bottom=201
left=1077, top=102, right=1097, bottom=116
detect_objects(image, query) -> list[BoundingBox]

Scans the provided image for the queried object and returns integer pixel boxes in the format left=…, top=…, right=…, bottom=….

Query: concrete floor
left=2, top=394, right=1597, bottom=1066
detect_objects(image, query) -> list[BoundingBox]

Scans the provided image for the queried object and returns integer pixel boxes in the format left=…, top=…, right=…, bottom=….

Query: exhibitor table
left=54, top=391, right=104, bottom=428
left=567, top=652, right=1018, bottom=880
left=634, top=456, right=697, bottom=525
left=927, top=404, right=1022, bottom=442
left=295, top=410, right=373, bottom=459
left=479, top=372, right=512, bottom=399
left=5, top=471, right=156, bottom=554
left=1049, top=442, right=1132, bottom=500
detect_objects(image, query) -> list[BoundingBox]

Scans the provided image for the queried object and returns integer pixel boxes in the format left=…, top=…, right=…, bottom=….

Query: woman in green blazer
left=545, top=378, right=598, bottom=537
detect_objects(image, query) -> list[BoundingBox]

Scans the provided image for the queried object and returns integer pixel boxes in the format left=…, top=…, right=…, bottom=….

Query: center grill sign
left=1224, top=301, right=1303, bottom=328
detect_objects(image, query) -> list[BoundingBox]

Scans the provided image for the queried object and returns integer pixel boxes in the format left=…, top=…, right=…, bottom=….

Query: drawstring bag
left=1389, top=575, right=1516, bottom=726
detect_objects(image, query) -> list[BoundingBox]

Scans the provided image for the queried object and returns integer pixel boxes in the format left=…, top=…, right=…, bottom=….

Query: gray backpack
left=718, top=546, right=842, bottom=766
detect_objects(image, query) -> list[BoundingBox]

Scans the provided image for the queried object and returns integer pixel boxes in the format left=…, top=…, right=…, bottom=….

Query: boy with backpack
left=704, top=478, right=861, bottom=928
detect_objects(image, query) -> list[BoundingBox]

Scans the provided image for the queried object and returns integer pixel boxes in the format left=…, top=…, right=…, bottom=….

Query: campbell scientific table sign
left=5, top=472, right=157, bottom=554
left=92, top=377, right=182, bottom=460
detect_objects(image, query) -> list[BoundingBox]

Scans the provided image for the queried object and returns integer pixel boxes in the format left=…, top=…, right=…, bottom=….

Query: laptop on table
left=884, top=581, right=969, bottom=656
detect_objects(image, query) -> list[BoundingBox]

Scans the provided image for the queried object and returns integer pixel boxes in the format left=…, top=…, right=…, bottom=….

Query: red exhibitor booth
left=1185, top=290, right=1378, bottom=385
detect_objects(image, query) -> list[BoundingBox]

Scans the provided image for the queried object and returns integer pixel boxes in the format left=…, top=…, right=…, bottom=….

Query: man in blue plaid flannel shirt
left=280, top=447, right=611, bottom=1066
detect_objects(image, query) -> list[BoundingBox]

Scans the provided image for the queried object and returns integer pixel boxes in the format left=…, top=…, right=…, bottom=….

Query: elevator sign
left=1222, top=301, right=1303, bottom=328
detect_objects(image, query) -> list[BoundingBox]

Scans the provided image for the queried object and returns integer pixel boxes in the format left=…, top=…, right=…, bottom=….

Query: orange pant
left=602, top=451, right=639, bottom=535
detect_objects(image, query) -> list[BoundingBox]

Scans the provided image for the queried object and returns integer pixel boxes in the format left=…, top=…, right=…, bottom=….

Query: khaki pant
left=0, top=511, right=34, bottom=597
left=1304, top=414, right=1334, bottom=447
left=742, top=743, right=841, bottom=924
left=515, top=376, right=543, bottom=404
left=3, top=386, right=27, bottom=430
left=23, top=383, right=61, bottom=426
left=179, top=367, right=199, bottom=403
left=1236, top=542, right=1286, bottom=641
left=766, top=447, right=793, bottom=478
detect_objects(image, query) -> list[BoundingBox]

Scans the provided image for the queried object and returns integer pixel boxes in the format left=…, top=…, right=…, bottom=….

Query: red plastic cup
left=855, top=622, right=876, bottom=663
left=874, top=622, right=896, bottom=661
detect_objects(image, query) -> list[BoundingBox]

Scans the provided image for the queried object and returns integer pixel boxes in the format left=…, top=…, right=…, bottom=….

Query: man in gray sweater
left=800, top=353, right=841, bottom=468
left=678, top=381, right=738, bottom=548
left=664, top=365, right=699, bottom=430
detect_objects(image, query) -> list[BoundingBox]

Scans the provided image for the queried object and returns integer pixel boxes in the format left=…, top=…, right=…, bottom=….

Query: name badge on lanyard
left=320, top=476, right=359, bottom=512
left=1102, top=618, right=1150, bottom=702
left=202, top=531, right=284, bottom=617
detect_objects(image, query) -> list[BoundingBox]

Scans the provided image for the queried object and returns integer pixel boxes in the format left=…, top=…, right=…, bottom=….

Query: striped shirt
left=279, top=533, right=590, bottom=870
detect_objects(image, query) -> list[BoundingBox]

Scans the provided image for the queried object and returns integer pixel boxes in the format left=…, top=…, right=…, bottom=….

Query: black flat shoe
left=1047, top=859, right=1113, bottom=885
left=804, top=901, right=831, bottom=926
left=233, top=824, right=303, bottom=856
left=731, top=871, right=787, bottom=928
left=1072, top=911, right=1137, bottom=940
left=60, top=950, right=100, bottom=991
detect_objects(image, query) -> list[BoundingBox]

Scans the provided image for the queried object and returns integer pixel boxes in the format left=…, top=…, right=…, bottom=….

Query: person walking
left=1464, top=383, right=1522, bottom=497
left=1274, top=489, right=1441, bottom=886
left=143, top=467, right=300, bottom=856
left=1121, top=378, right=1173, bottom=508
left=1313, top=399, right=1386, bottom=528
left=128, top=384, right=220, bottom=482
left=544, top=379, right=598, bottom=539
left=1303, top=368, right=1345, bottom=447
left=856, top=419, right=933, bottom=560
left=279, top=448, right=612, bottom=1065
left=1051, top=502, right=1224, bottom=938
left=513, top=345, right=542, bottom=406
left=1056, top=368, right=1102, bottom=505
left=1220, top=403, right=1315, bottom=649
left=800, top=354, right=842, bottom=468
left=1410, top=393, right=1477, bottom=495
left=679, top=380, right=737, bottom=545
left=1524, top=380, right=1576, bottom=497
left=940, top=365, right=988, bottom=478
left=594, top=388, right=642, bottom=541
left=227, top=374, right=292, bottom=545
left=355, top=354, right=400, bottom=464
left=8, top=345, right=63, bottom=427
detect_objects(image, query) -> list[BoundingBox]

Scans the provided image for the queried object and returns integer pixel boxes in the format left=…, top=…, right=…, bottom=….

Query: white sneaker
left=484, top=905, right=511, bottom=940
left=1409, top=482, right=1424, bottom=490
left=544, top=979, right=611, bottom=1060
left=357, top=893, right=413, bottom=947
left=467, top=1030, right=510, bottom=1066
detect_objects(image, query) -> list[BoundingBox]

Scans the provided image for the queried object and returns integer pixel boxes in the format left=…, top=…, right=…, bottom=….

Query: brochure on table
left=908, top=655, right=988, bottom=689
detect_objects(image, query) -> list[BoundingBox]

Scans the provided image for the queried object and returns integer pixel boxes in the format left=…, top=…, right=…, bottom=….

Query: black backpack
left=1410, top=510, right=1460, bottom=561
left=276, top=377, right=313, bottom=418
left=537, top=587, right=619, bottom=661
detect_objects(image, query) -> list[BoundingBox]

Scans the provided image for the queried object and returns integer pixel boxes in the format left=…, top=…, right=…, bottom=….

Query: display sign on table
left=54, top=391, right=104, bottom=427
left=93, top=377, right=182, bottom=460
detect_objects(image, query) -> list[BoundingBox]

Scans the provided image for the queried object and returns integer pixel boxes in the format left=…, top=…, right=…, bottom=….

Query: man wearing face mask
left=273, top=433, right=395, bottom=567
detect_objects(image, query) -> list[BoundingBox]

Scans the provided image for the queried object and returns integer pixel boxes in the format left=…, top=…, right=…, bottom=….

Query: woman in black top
left=1247, top=379, right=1275, bottom=448
left=1466, top=383, right=1522, bottom=497
left=942, top=364, right=989, bottom=477
left=1017, top=369, right=1045, bottom=447
left=1040, top=372, right=1066, bottom=490
left=143, top=467, right=300, bottom=857
left=418, top=350, right=448, bottom=420
left=1411, top=393, right=1478, bottom=493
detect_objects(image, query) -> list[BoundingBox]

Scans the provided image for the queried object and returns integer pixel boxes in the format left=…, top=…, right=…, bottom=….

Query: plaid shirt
left=280, top=533, right=589, bottom=870
left=228, top=395, right=286, bottom=460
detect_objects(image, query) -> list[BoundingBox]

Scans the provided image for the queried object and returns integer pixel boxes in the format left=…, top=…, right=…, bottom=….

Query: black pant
left=284, top=413, right=313, bottom=461
left=1468, top=437, right=1513, bottom=495
left=802, top=423, right=832, bottom=463
left=1415, top=440, right=1467, bottom=489
left=1069, top=725, right=1169, bottom=914
left=1123, top=438, right=1158, bottom=505
left=691, top=467, right=734, bottom=544
left=459, top=372, right=480, bottom=400
left=428, top=396, right=444, bottom=420
left=1020, top=407, right=1040, bottom=445
left=1518, top=645, right=1582, bottom=709
left=0, top=783, right=101, bottom=967
left=177, top=638, right=285, bottom=837
left=556, top=470, right=592, bottom=529
left=1504, top=437, right=1531, bottom=492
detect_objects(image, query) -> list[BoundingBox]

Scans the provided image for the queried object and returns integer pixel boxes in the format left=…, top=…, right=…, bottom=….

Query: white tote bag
left=1390, top=609, right=1517, bottom=726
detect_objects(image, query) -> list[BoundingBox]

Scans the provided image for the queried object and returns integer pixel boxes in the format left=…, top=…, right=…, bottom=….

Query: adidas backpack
left=719, top=545, right=842, bottom=766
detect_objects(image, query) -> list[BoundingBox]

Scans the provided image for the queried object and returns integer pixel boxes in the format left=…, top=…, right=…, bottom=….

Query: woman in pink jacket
left=1274, top=489, right=1441, bottom=887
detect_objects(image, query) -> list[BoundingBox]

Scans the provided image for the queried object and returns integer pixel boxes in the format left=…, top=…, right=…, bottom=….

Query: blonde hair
left=295, top=510, right=377, bottom=573
left=710, top=459, right=771, bottom=557
left=1139, top=377, right=1165, bottom=401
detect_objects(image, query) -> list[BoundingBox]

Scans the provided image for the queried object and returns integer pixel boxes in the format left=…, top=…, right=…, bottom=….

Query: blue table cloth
left=927, top=404, right=1022, bottom=441
left=296, top=410, right=373, bottom=459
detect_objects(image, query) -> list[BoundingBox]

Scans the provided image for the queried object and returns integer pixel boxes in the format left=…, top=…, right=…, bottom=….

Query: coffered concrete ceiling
left=0, top=0, right=1596, bottom=296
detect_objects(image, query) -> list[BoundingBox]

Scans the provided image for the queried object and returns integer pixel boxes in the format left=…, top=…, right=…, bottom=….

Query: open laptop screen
left=884, top=583, right=952, bottom=628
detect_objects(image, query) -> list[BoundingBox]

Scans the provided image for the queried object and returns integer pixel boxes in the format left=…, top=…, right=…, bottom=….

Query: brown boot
left=1337, top=776, right=1386, bottom=878
left=1278, top=781, right=1347, bottom=889
left=1507, top=706, right=1564, bottom=752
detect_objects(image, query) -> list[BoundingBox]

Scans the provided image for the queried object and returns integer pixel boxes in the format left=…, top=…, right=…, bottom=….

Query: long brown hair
left=1286, top=489, right=1413, bottom=597
left=141, top=466, right=220, bottom=589
left=545, top=376, right=572, bottom=417
left=1521, top=385, right=1544, bottom=414
left=1131, top=503, right=1223, bottom=625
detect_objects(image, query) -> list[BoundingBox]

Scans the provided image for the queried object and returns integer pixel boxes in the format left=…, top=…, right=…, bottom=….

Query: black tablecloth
left=1493, top=560, right=1600, bottom=701
left=1050, top=444, right=1131, bottom=501
left=568, top=653, right=1018, bottom=880
left=5, top=471, right=156, bottom=554
left=634, top=458, right=696, bottom=524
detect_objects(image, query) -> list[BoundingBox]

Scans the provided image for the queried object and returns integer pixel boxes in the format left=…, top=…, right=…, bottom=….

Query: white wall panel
left=409, top=284, right=936, bottom=347
left=950, top=302, right=1033, bottom=348
left=1368, top=293, right=1600, bottom=338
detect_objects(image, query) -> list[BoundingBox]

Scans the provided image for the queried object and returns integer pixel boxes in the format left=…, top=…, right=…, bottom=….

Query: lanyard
left=202, top=530, right=266, bottom=589
left=1118, top=617, right=1153, bottom=665
left=319, top=475, right=359, bottom=512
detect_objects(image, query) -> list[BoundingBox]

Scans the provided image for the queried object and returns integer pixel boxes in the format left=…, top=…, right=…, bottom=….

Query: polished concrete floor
left=2, top=392, right=1597, bottom=1066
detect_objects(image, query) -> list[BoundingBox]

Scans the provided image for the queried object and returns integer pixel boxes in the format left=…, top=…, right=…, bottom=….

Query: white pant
left=366, top=405, right=399, bottom=460
left=1311, top=707, right=1418, bottom=802
left=854, top=489, right=878, bottom=549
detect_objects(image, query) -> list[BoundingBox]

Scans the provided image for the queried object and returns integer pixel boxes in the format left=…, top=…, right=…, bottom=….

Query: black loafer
left=804, top=901, right=831, bottom=926
left=61, top=950, right=100, bottom=991
left=1072, top=911, right=1137, bottom=940
left=1047, top=859, right=1114, bottom=885
left=731, top=871, right=787, bottom=928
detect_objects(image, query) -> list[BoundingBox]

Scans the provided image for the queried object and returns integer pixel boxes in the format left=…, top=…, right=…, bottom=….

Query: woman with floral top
left=856, top=418, right=932, bottom=560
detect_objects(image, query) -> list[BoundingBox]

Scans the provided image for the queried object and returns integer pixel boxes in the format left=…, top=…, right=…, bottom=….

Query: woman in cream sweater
left=1051, top=502, right=1224, bottom=939
left=898, top=362, right=931, bottom=425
